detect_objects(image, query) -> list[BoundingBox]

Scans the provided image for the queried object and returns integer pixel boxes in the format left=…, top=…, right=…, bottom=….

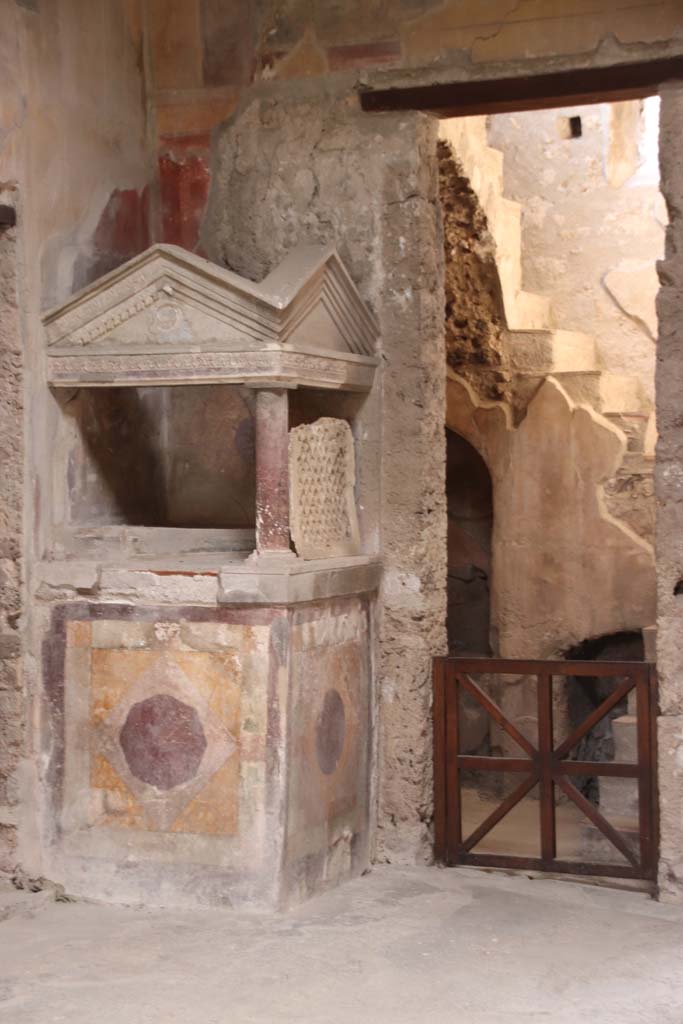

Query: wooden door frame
left=359, top=57, right=683, bottom=117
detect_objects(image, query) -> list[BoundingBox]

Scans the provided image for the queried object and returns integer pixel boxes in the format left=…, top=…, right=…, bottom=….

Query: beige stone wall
left=145, top=1, right=682, bottom=133
left=447, top=373, right=655, bottom=662
left=1, top=0, right=681, bottom=888
left=0, top=193, right=23, bottom=872
left=655, top=82, right=683, bottom=902
left=488, top=101, right=663, bottom=397
left=202, top=85, right=446, bottom=863
left=0, top=0, right=149, bottom=875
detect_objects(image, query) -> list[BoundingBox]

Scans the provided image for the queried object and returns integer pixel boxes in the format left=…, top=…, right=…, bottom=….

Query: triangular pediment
left=43, top=244, right=379, bottom=359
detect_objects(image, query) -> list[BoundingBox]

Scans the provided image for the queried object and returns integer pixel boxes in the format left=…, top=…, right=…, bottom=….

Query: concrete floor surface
left=1, top=865, right=682, bottom=1024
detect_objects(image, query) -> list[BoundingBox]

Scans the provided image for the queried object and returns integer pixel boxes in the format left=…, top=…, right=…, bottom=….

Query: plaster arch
left=446, top=370, right=655, bottom=661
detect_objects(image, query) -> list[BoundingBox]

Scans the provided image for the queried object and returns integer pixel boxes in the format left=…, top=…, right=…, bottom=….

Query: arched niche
left=446, top=427, right=493, bottom=655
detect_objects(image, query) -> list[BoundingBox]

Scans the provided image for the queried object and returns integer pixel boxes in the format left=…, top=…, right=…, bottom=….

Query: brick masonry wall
left=0, top=196, right=23, bottom=873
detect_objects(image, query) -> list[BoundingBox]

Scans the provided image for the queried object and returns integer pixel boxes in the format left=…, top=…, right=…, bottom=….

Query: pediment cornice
left=43, top=244, right=380, bottom=389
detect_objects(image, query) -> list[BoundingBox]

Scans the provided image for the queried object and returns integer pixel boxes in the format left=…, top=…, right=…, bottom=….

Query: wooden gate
left=433, top=657, right=658, bottom=881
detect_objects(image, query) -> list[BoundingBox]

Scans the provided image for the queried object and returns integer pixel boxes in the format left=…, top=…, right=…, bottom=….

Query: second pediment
left=44, top=244, right=379, bottom=360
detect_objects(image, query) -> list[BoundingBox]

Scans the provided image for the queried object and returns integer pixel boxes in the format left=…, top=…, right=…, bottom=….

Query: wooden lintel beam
left=360, top=57, right=683, bottom=117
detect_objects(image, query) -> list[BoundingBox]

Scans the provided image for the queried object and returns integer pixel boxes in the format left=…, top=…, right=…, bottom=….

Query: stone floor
left=2, top=865, right=683, bottom=1023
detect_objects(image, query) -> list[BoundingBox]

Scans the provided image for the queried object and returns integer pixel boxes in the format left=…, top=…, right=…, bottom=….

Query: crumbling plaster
left=202, top=82, right=446, bottom=862
left=439, top=141, right=508, bottom=402
left=147, top=1, right=683, bottom=255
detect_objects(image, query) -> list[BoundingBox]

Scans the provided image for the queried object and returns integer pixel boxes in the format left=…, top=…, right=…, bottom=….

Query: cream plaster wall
left=0, top=0, right=149, bottom=306
left=655, top=82, right=683, bottom=901
left=488, top=101, right=664, bottom=398
left=0, top=0, right=149, bottom=875
left=447, top=372, right=656, bottom=662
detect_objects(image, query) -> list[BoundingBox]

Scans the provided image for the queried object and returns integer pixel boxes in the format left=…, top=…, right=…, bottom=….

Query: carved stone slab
left=48, top=348, right=376, bottom=391
left=43, top=244, right=379, bottom=391
left=289, top=418, right=361, bottom=560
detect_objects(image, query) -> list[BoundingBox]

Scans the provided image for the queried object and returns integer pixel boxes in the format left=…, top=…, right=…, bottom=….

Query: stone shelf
left=36, top=556, right=381, bottom=607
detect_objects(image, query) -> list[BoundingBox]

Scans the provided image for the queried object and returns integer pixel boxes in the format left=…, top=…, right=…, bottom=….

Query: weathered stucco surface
left=447, top=373, right=655, bottom=660
left=0, top=0, right=150, bottom=874
left=147, top=1, right=683, bottom=257
left=60, top=386, right=256, bottom=531
left=147, top=2, right=683, bottom=127
left=655, top=82, right=683, bottom=901
left=1, top=0, right=682, bottom=899
left=0, top=0, right=148, bottom=305
left=0, top=194, right=23, bottom=872
left=202, top=84, right=446, bottom=862
left=488, top=101, right=664, bottom=397
left=40, top=596, right=372, bottom=910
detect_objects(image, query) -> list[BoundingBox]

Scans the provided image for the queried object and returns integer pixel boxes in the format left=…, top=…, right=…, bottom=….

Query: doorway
left=446, top=428, right=492, bottom=657
left=361, top=66, right=670, bottom=883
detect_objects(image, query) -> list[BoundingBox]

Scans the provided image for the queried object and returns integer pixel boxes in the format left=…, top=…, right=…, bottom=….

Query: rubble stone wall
left=202, top=84, right=447, bottom=862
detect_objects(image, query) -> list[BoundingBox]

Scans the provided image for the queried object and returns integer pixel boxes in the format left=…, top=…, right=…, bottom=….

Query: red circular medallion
left=119, top=694, right=207, bottom=791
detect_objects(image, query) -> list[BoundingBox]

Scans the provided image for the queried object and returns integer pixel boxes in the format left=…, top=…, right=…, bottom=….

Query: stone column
left=253, top=387, right=294, bottom=559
